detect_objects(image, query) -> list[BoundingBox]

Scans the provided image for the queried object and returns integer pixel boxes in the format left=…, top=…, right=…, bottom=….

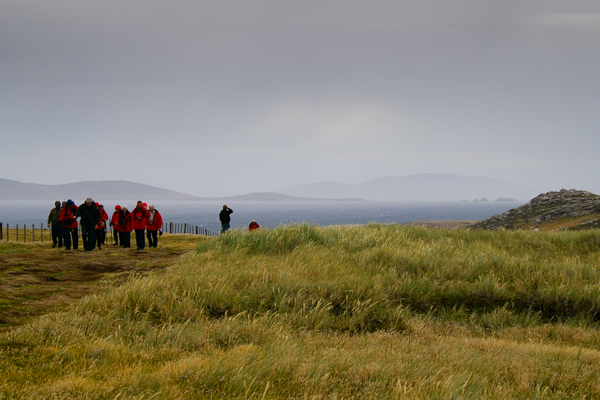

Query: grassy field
left=0, top=233, right=200, bottom=331
left=2, top=224, right=600, bottom=398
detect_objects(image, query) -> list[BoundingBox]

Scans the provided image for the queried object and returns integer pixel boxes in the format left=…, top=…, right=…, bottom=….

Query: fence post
left=6, top=224, right=9, bottom=242
left=169, top=222, right=172, bottom=234
left=0, top=222, right=2, bottom=241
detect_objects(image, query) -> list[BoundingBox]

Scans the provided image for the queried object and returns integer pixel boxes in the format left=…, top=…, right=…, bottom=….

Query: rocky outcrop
left=470, top=189, right=600, bottom=231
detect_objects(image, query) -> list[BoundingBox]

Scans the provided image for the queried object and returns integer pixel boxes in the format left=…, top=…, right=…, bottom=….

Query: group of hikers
left=47, top=199, right=163, bottom=251
left=48, top=201, right=260, bottom=252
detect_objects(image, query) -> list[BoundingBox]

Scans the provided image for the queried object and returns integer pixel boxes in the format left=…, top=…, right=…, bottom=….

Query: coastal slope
left=470, top=189, right=600, bottom=231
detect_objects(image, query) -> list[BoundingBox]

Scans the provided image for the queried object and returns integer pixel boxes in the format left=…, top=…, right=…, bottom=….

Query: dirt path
left=0, top=234, right=203, bottom=331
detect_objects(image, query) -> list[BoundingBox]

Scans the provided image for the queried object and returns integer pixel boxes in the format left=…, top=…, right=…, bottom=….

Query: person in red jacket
left=95, top=203, right=109, bottom=249
left=131, top=200, right=150, bottom=250
left=146, top=204, right=163, bottom=248
left=110, top=205, right=121, bottom=246
left=248, top=220, right=260, bottom=231
left=118, top=205, right=132, bottom=248
left=59, top=199, right=79, bottom=250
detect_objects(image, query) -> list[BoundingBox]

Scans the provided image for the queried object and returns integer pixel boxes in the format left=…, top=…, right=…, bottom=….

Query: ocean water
left=0, top=200, right=520, bottom=234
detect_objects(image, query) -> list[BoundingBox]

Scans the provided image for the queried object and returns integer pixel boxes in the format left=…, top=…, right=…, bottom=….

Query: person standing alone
left=219, top=205, right=233, bottom=233
left=47, top=201, right=63, bottom=248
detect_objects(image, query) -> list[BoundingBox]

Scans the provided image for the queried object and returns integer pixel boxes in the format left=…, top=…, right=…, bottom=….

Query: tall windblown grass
left=2, top=224, right=600, bottom=398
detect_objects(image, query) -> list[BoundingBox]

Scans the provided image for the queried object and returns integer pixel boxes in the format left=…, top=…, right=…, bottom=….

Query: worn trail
left=0, top=235, right=201, bottom=331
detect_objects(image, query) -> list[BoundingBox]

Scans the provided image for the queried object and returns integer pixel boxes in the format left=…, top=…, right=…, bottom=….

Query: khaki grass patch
left=2, top=225, right=600, bottom=398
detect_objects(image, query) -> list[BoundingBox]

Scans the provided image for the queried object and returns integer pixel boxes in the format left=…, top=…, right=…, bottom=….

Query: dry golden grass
left=2, top=224, right=600, bottom=398
left=0, top=233, right=203, bottom=331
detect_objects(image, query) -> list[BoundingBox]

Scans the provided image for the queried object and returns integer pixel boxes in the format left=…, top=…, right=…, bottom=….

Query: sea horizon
left=0, top=200, right=521, bottom=234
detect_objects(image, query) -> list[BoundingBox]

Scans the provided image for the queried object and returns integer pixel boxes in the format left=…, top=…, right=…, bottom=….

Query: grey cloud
left=1, top=1, right=599, bottom=196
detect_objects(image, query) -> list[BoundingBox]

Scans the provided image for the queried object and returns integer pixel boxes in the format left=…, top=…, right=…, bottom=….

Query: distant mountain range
left=0, top=179, right=201, bottom=201
left=278, top=173, right=539, bottom=202
left=213, top=192, right=363, bottom=202
left=1, top=174, right=542, bottom=202
left=0, top=179, right=359, bottom=202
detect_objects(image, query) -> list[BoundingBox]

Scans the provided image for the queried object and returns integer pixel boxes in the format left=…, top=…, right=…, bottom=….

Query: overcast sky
left=1, top=1, right=599, bottom=197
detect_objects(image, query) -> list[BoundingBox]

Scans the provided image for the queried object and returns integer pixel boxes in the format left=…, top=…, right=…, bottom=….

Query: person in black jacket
left=219, top=205, right=233, bottom=233
left=76, top=198, right=101, bottom=252
left=47, top=201, right=63, bottom=248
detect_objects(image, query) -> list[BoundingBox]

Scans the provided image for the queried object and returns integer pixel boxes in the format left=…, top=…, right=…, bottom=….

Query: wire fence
left=0, top=222, right=218, bottom=243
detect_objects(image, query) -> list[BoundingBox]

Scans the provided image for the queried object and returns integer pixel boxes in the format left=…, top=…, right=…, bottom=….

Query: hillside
left=0, top=179, right=361, bottom=202
left=470, top=189, right=600, bottom=230
left=279, top=173, right=538, bottom=202
left=0, top=178, right=201, bottom=201
left=3, top=225, right=600, bottom=398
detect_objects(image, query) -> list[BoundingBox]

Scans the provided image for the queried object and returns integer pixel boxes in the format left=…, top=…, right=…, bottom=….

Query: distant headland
left=0, top=178, right=362, bottom=202
left=1, top=173, right=541, bottom=202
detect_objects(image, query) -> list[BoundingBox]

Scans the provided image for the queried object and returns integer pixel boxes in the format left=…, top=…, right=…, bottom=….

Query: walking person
left=131, top=200, right=149, bottom=250
left=110, top=205, right=121, bottom=246
left=76, top=198, right=101, bottom=252
left=95, top=203, right=108, bottom=249
left=219, top=205, right=233, bottom=233
left=60, top=199, right=79, bottom=250
left=47, top=201, right=63, bottom=248
left=146, top=204, right=163, bottom=248
left=118, top=205, right=132, bottom=248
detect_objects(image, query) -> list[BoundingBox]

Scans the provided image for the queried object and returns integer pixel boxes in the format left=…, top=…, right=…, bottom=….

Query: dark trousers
left=113, top=228, right=119, bottom=245
left=146, top=230, right=158, bottom=248
left=51, top=225, right=63, bottom=248
left=119, top=231, right=131, bottom=248
left=135, top=229, right=146, bottom=250
left=63, top=227, right=79, bottom=250
left=81, top=224, right=96, bottom=251
left=96, top=229, right=106, bottom=248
